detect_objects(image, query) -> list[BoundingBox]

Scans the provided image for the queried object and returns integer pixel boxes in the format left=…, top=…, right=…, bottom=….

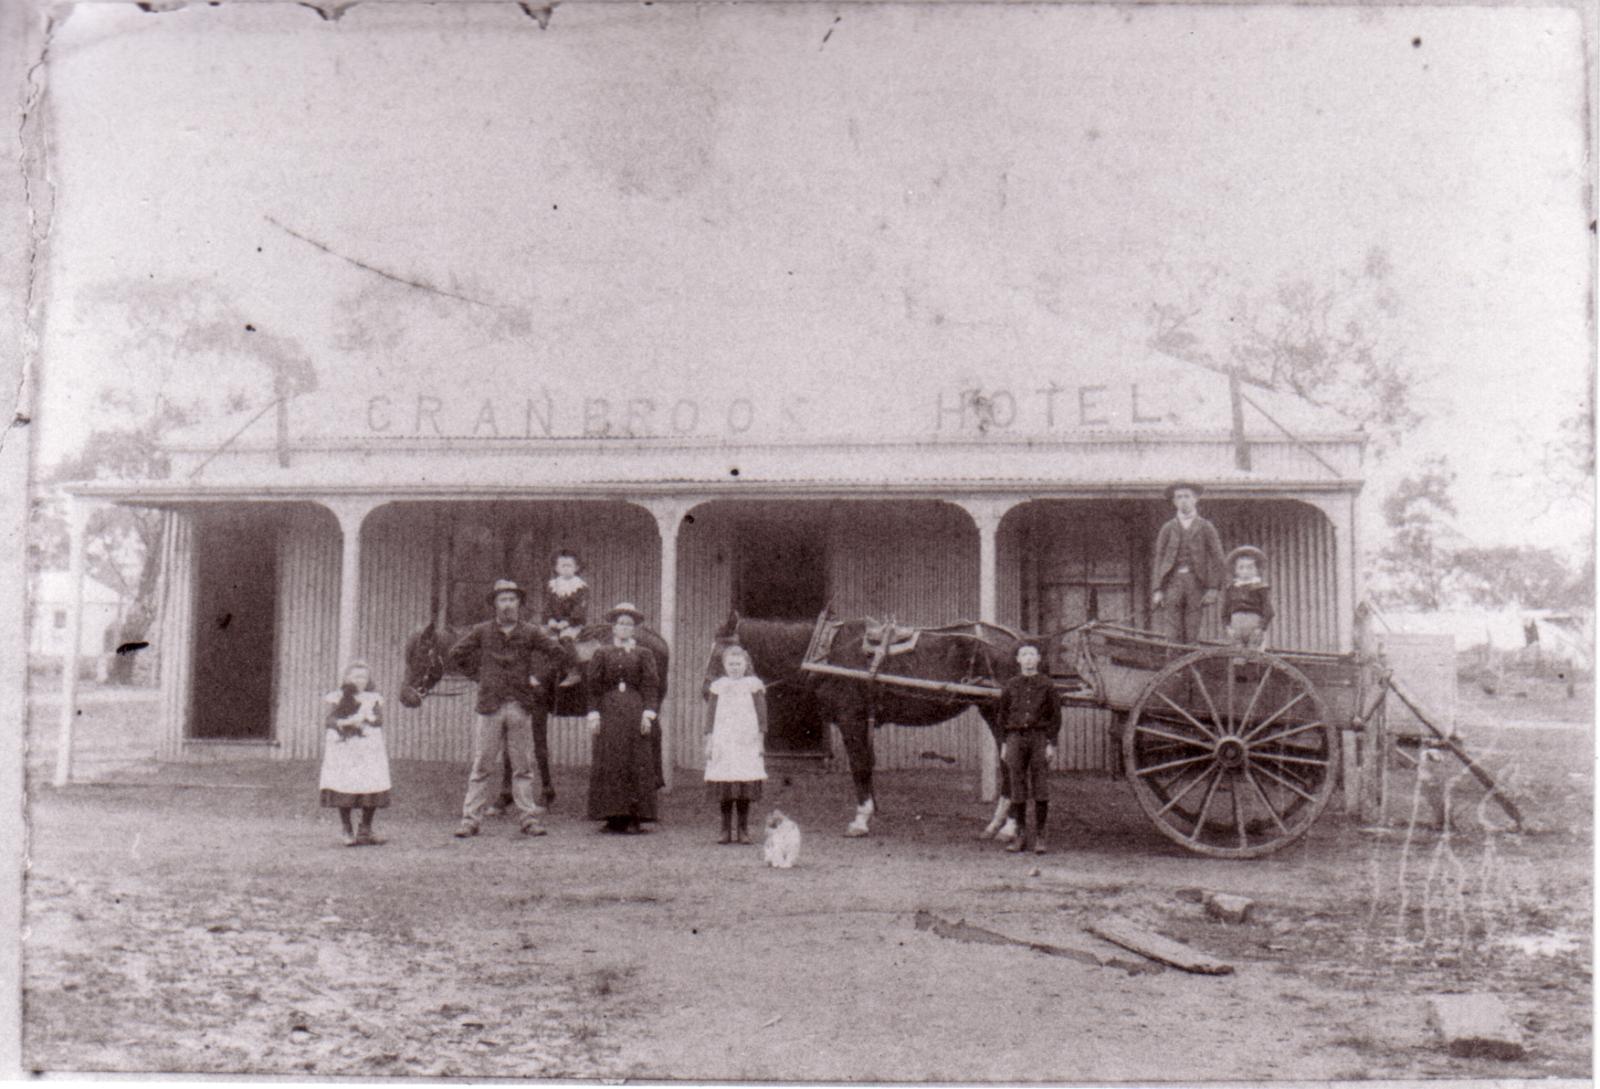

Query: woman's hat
left=606, top=602, right=647, bottom=623
left=1226, top=545, right=1267, bottom=570
left=1165, top=481, right=1206, bottom=501
left=487, top=578, right=527, bottom=605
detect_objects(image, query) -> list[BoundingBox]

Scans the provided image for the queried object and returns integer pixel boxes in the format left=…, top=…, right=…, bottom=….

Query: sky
left=28, top=0, right=1595, bottom=559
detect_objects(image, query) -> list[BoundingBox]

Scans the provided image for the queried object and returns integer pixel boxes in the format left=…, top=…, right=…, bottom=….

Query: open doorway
left=733, top=509, right=830, bottom=756
left=734, top=517, right=828, bottom=621
left=190, top=512, right=279, bottom=741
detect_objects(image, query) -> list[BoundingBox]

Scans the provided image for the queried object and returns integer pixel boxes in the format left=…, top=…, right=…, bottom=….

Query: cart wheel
left=1122, top=646, right=1335, bottom=859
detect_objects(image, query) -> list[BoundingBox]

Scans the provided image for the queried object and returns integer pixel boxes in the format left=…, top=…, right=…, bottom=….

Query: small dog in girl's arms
left=762, top=811, right=802, bottom=868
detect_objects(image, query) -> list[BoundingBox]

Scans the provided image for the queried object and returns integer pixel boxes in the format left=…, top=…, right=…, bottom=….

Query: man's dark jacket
left=448, top=620, right=572, bottom=715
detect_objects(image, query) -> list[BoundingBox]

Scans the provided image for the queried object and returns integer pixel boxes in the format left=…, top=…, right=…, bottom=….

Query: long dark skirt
left=587, top=688, right=658, bottom=823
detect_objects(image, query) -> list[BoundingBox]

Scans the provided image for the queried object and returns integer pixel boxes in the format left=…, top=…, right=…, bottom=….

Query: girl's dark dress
left=585, top=642, right=662, bottom=823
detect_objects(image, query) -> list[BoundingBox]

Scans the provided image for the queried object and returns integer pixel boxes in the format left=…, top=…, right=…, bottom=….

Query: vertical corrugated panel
left=669, top=502, right=737, bottom=770
left=823, top=501, right=984, bottom=772
left=272, top=505, right=341, bottom=760
left=359, top=503, right=461, bottom=762
left=156, top=510, right=196, bottom=762
left=357, top=502, right=659, bottom=766
left=1207, top=500, right=1338, bottom=654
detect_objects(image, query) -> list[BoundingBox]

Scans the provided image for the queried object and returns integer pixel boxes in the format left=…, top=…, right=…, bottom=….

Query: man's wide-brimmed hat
left=606, top=602, right=647, bottom=624
left=1226, top=545, right=1267, bottom=571
left=487, top=579, right=527, bottom=605
left=1165, top=481, right=1206, bottom=502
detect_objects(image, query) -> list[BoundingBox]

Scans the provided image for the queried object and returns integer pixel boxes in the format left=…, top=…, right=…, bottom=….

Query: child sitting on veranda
left=318, top=660, right=391, bottom=847
left=1220, top=545, right=1274, bottom=649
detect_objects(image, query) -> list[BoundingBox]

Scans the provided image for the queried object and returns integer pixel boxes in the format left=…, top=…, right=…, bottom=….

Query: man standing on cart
left=1150, top=482, right=1227, bottom=644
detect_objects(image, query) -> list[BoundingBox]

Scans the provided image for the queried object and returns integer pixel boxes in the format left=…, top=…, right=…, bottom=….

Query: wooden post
left=53, top=499, right=89, bottom=787
left=640, top=497, right=698, bottom=792
left=323, top=499, right=378, bottom=669
left=1228, top=368, right=1251, bottom=471
left=959, top=497, right=1023, bottom=802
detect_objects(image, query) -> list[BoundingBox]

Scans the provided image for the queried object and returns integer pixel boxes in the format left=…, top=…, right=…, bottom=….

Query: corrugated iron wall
left=355, top=501, right=660, bottom=765
left=272, top=505, right=341, bottom=760
left=155, top=509, right=196, bottom=761
left=827, top=501, right=986, bottom=772
left=669, top=501, right=739, bottom=769
left=997, top=498, right=1338, bottom=774
left=167, top=493, right=1340, bottom=777
left=670, top=500, right=989, bottom=774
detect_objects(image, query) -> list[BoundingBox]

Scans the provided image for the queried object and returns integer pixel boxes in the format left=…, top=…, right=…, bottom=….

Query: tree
left=1452, top=545, right=1586, bottom=610
left=45, top=280, right=319, bottom=683
left=1371, top=456, right=1461, bottom=610
left=42, top=398, right=194, bottom=683
left=1148, top=248, right=1423, bottom=457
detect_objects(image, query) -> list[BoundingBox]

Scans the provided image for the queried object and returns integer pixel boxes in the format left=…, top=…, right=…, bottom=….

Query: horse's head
left=398, top=621, right=448, bottom=708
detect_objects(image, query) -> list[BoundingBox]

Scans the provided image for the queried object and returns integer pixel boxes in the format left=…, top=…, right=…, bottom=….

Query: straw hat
left=1164, top=481, right=1206, bottom=502
left=1226, top=545, right=1267, bottom=572
left=605, top=602, right=646, bottom=624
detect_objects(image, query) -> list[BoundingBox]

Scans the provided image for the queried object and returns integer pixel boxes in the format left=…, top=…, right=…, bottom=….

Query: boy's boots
left=1032, top=802, right=1049, bottom=855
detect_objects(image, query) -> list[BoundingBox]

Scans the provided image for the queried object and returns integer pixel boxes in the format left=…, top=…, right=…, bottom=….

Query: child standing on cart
left=1151, top=482, right=1227, bottom=644
left=997, top=642, right=1062, bottom=855
left=1221, top=545, right=1274, bottom=649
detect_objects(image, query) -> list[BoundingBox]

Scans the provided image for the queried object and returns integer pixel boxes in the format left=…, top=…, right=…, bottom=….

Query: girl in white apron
left=703, top=645, right=768, bottom=844
left=318, top=660, right=391, bottom=846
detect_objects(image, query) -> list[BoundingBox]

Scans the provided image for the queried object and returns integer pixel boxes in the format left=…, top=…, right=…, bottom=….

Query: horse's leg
left=530, top=702, right=555, bottom=809
left=497, top=748, right=515, bottom=812
left=979, top=710, right=1016, bottom=841
left=972, top=713, right=1011, bottom=837
left=838, top=714, right=876, bottom=838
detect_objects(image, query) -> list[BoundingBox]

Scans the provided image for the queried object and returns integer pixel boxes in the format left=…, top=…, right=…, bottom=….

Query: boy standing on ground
left=1150, top=482, right=1227, bottom=644
left=997, top=642, right=1062, bottom=855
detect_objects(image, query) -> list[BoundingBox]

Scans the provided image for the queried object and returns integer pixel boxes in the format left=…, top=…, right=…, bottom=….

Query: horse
left=705, top=611, right=1031, bottom=839
left=399, top=617, right=671, bottom=806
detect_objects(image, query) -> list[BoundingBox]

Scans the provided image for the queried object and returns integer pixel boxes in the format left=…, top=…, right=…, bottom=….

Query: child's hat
left=606, top=601, right=647, bottom=623
left=1165, top=481, right=1206, bottom=501
left=487, top=578, right=527, bottom=605
left=1226, top=545, right=1267, bottom=570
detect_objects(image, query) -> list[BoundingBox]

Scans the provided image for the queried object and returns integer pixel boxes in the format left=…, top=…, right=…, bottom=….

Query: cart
left=800, top=614, right=1516, bottom=858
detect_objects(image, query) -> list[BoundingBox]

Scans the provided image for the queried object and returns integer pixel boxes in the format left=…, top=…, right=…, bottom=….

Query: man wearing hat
left=1150, top=482, right=1227, bottom=644
left=447, top=579, right=572, bottom=838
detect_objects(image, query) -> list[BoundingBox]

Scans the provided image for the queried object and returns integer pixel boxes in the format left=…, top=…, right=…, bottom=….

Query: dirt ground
left=20, top=686, right=1594, bottom=1082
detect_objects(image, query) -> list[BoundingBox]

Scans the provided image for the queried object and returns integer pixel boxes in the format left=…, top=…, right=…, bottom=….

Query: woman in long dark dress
left=585, top=603, right=661, bottom=833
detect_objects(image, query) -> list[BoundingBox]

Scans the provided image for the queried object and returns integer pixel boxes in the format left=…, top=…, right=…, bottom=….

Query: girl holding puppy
left=703, top=644, right=768, bottom=845
left=318, top=660, right=391, bottom=846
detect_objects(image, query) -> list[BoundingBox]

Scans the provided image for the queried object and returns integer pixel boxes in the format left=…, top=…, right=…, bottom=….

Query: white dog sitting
left=762, top=811, right=802, bottom=868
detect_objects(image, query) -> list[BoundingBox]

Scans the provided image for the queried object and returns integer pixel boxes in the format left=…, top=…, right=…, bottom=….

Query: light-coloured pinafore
left=704, top=675, right=767, bottom=783
left=318, top=690, right=392, bottom=802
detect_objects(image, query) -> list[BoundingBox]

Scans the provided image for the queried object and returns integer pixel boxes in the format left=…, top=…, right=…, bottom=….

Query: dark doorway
left=190, top=512, right=279, bottom=740
left=735, top=518, right=827, bottom=621
left=734, top=512, right=829, bottom=756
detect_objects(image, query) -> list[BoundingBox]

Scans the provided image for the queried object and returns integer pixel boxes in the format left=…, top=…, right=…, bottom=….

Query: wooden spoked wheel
left=1122, top=647, right=1336, bottom=858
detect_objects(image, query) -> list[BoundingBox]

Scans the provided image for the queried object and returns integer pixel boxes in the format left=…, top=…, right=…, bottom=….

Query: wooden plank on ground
left=1086, top=917, right=1233, bottom=975
left=1430, top=993, right=1527, bottom=1060
left=912, top=911, right=1157, bottom=976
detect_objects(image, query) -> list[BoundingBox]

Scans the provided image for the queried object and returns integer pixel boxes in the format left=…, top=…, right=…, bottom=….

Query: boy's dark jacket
left=996, top=672, right=1063, bottom=732
left=1221, top=581, right=1274, bottom=628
